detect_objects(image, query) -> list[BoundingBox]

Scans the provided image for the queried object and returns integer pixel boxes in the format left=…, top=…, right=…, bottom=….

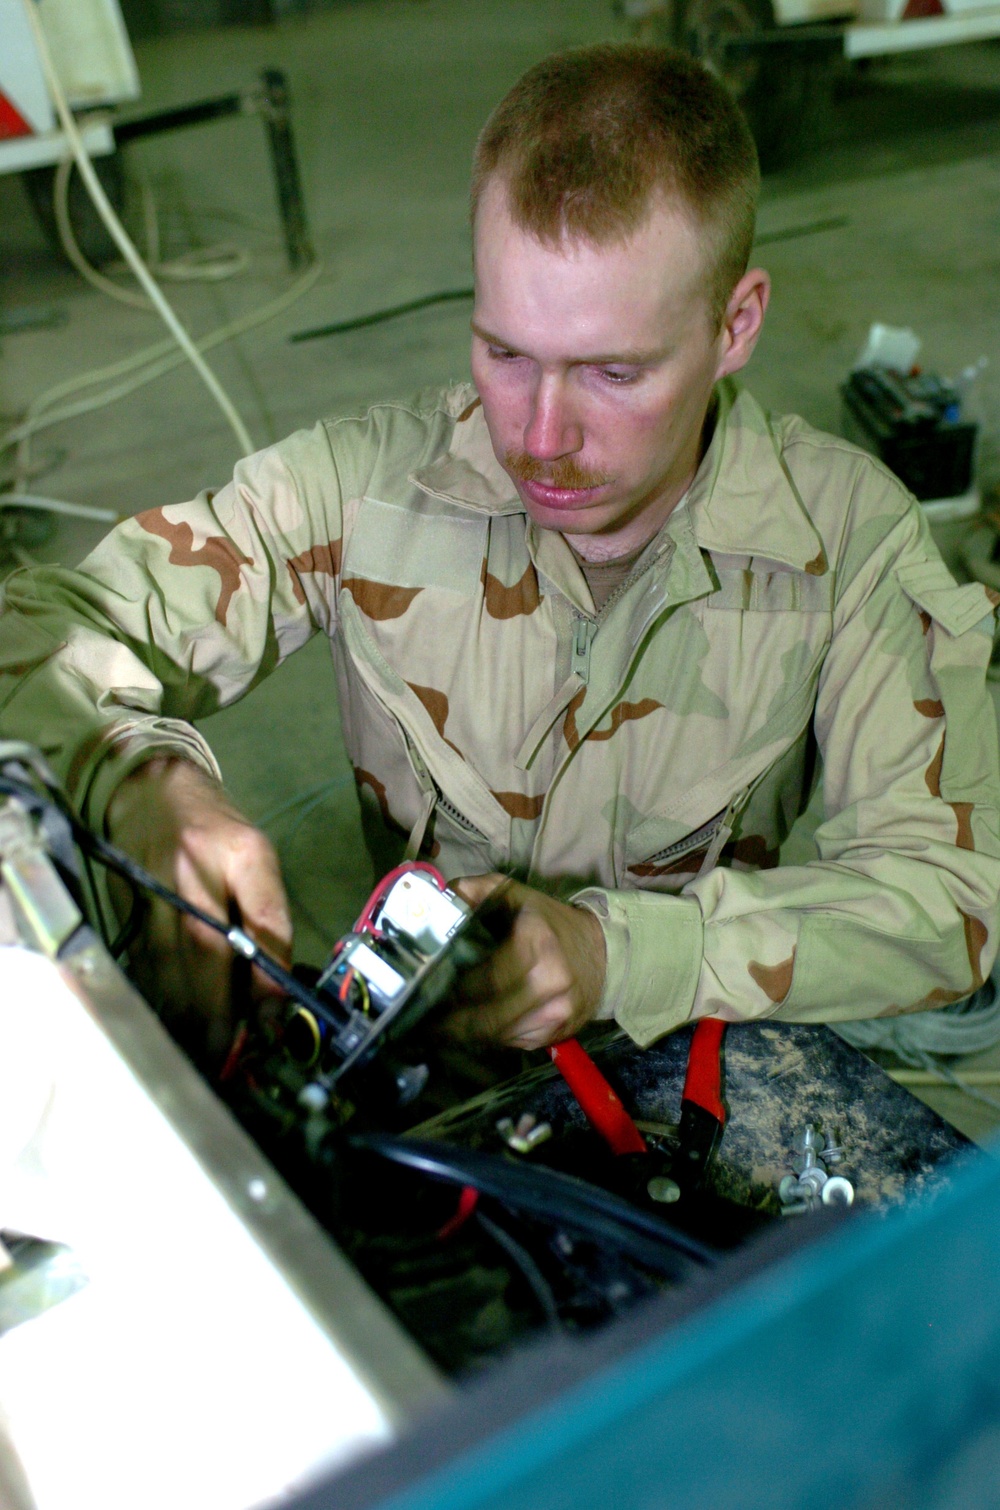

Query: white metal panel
left=0, top=116, right=113, bottom=175
left=0, top=946, right=392, bottom=1510
left=773, top=0, right=861, bottom=23
left=856, top=0, right=907, bottom=24
left=0, top=0, right=54, bottom=133
left=36, top=0, right=140, bottom=108
left=845, top=3, right=1000, bottom=51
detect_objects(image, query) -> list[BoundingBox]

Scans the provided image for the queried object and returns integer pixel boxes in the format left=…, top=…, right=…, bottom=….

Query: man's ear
left=714, top=267, right=771, bottom=381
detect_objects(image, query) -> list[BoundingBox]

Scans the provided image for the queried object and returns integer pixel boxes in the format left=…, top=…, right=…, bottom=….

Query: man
left=2, top=44, right=999, bottom=1065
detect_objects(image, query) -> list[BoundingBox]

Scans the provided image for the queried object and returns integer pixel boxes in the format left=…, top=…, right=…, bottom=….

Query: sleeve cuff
left=74, top=717, right=222, bottom=835
left=571, top=887, right=704, bottom=1046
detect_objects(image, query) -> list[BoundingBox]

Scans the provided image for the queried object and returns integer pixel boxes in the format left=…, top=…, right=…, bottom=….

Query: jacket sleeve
left=576, top=506, right=1000, bottom=1044
left=0, top=421, right=350, bottom=832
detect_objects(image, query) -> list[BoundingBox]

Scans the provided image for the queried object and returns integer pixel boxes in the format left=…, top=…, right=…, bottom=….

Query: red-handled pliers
left=550, top=1018, right=728, bottom=1189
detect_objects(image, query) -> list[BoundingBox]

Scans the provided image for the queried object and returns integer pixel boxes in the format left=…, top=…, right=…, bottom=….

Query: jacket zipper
left=434, top=789, right=487, bottom=838
left=644, top=811, right=728, bottom=866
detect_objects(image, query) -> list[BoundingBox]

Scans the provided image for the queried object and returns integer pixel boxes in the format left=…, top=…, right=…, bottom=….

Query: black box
left=840, top=367, right=977, bottom=502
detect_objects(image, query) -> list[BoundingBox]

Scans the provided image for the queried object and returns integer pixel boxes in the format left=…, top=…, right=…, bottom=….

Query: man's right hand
left=105, top=758, right=293, bottom=1063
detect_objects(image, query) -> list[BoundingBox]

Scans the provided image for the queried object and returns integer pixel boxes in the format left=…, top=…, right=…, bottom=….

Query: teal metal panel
left=317, top=1149, right=1000, bottom=1510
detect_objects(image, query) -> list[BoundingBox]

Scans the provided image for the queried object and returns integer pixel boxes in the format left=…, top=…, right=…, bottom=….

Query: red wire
left=436, top=1184, right=479, bottom=1240
left=353, top=860, right=449, bottom=934
left=218, top=1023, right=249, bottom=1085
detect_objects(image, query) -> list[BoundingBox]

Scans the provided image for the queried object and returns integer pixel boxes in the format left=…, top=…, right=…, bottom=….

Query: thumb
left=452, top=872, right=511, bottom=909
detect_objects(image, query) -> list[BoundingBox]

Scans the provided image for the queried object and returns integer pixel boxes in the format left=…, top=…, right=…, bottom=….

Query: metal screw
left=779, top=1125, right=853, bottom=1215
left=247, top=1178, right=267, bottom=1203
left=821, top=1175, right=855, bottom=1208
left=497, top=1113, right=552, bottom=1154
left=647, top=1176, right=682, bottom=1204
left=298, top=1083, right=328, bottom=1113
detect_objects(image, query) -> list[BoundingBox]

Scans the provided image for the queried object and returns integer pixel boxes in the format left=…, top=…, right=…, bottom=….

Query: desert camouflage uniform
left=2, top=379, right=999, bottom=1046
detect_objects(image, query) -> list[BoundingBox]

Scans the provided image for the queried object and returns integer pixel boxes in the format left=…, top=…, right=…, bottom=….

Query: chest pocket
left=618, top=560, right=833, bottom=888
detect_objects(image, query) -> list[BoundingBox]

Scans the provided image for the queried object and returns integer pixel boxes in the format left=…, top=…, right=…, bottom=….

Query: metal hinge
left=0, top=797, right=82, bottom=957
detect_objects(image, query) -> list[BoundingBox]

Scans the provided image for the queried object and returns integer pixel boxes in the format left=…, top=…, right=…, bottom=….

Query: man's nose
left=523, top=376, right=583, bottom=460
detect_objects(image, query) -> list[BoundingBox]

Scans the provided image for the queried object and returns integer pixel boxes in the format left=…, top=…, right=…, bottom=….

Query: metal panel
left=58, top=940, right=449, bottom=1430
left=37, top=0, right=140, bottom=107
left=307, top=1147, right=1000, bottom=1510
left=0, top=0, right=55, bottom=133
left=845, top=4, right=1000, bottom=51
left=0, top=116, right=114, bottom=176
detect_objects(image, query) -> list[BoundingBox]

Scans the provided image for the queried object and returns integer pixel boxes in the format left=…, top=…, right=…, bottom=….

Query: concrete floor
left=2, top=0, right=1000, bottom=1140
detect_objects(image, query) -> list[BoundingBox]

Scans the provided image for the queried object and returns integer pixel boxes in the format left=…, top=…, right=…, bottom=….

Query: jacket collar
left=410, top=379, right=828, bottom=576
left=409, top=390, right=522, bottom=515
left=686, top=381, right=828, bottom=575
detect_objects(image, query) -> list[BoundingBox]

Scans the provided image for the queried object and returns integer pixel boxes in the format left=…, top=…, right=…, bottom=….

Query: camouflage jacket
left=2, top=380, right=999, bottom=1045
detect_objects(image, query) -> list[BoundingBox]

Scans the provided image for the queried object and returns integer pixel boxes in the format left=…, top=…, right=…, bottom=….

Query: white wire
left=21, top=0, right=255, bottom=458
left=53, top=155, right=148, bottom=310
left=51, top=159, right=250, bottom=311
left=136, top=173, right=248, bottom=283
left=0, top=259, right=322, bottom=463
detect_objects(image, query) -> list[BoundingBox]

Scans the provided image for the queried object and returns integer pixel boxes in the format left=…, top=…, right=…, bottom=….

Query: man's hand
left=106, top=758, right=292, bottom=1062
left=445, top=874, right=606, bottom=1050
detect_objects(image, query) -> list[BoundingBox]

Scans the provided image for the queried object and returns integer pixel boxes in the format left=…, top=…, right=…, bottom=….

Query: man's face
left=471, top=179, right=762, bottom=547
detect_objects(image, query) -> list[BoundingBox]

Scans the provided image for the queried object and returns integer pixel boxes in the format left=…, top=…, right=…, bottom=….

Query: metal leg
left=258, top=69, right=315, bottom=271
left=111, top=70, right=315, bottom=273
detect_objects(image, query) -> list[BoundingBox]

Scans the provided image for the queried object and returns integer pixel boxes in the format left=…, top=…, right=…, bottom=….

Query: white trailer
left=0, top=0, right=138, bottom=173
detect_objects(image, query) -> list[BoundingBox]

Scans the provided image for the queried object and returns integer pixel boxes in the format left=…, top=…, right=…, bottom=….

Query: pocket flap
left=896, top=559, right=995, bottom=638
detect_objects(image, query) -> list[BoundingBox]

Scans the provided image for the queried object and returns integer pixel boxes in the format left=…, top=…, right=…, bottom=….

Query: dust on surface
left=417, top=1022, right=971, bottom=1217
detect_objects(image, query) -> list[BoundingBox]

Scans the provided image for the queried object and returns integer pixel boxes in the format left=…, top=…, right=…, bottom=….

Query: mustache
left=505, top=450, right=610, bottom=491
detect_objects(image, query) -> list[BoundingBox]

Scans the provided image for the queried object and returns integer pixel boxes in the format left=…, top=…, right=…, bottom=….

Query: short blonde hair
left=472, top=44, right=760, bottom=327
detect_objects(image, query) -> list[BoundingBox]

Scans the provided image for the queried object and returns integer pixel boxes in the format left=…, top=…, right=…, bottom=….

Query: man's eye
left=599, top=367, right=640, bottom=385
left=488, top=346, right=520, bottom=361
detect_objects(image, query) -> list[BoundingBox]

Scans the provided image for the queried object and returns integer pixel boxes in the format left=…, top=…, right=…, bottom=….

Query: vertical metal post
left=258, top=67, right=314, bottom=271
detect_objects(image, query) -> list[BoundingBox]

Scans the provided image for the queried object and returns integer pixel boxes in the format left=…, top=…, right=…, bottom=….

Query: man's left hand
left=445, top=874, right=607, bottom=1050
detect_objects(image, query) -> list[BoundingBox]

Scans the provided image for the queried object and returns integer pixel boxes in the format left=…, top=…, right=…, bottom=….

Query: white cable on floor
left=136, top=171, right=248, bottom=283
left=20, top=0, right=255, bottom=458
left=53, top=156, right=148, bottom=310
left=0, top=259, right=322, bottom=471
left=51, top=158, right=251, bottom=312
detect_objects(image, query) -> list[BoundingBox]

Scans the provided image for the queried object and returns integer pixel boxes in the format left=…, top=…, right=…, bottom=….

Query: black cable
left=289, top=287, right=473, bottom=345
left=350, top=1133, right=717, bottom=1273
left=108, top=885, right=145, bottom=959
left=0, top=758, right=339, bottom=1027
left=287, top=222, right=846, bottom=348
left=75, top=824, right=337, bottom=1017
left=475, top=1210, right=562, bottom=1331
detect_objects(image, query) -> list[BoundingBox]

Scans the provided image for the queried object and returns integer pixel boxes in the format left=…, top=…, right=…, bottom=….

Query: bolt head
left=647, top=1176, right=682, bottom=1204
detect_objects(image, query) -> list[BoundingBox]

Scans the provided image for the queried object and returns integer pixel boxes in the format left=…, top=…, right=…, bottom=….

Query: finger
left=456, top=935, right=533, bottom=1005
left=452, top=872, right=511, bottom=908
left=444, top=975, right=541, bottom=1043
left=503, top=997, right=575, bottom=1050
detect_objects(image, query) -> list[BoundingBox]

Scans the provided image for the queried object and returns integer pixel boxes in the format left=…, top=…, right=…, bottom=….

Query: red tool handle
left=549, top=1038, right=647, bottom=1156
left=681, top=1018, right=728, bottom=1126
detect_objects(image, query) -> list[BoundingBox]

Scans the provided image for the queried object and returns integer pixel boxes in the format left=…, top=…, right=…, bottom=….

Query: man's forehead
left=474, top=174, right=708, bottom=262
left=473, top=183, right=712, bottom=347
